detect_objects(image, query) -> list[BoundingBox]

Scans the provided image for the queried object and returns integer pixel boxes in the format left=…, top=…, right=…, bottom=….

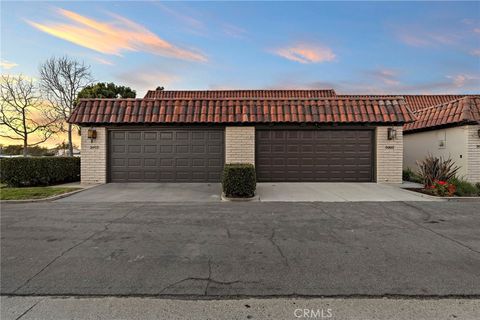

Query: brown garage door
left=256, top=129, right=374, bottom=182
left=109, top=129, right=224, bottom=182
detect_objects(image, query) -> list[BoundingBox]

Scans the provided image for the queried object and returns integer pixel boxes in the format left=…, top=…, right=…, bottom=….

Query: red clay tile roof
left=68, top=96, right=415, bottom=125
left=144, top=89, right=337, bottom=99
left=404, top=96, right=480, bottom=133
left=403, top=95, right=468, bottom=111
left=339, top=95, right=468, bottom=111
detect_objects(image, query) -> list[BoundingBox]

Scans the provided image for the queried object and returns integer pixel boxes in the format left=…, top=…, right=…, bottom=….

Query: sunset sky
left=1, top=1, right=479, bottom=147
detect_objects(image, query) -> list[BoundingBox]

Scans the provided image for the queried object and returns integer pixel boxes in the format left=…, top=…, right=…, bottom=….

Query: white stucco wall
left=403, top=126, right=470, bottom=180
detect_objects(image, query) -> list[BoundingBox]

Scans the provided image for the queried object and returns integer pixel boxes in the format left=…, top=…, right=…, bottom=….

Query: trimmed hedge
left=0, top=157, right=80, bottom=187
left=222, top=163, right=256, bottom=198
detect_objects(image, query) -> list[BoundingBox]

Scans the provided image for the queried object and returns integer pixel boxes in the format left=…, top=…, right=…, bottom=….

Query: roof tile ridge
left=411, top=96, right=470, bottom=114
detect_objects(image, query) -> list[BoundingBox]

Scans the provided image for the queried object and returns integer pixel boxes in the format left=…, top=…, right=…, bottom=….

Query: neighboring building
left=403, top=96, right=480, bottom=183
left=55, top=148, right=81, bottom=157
left=68, top=90, right=414, bottom=184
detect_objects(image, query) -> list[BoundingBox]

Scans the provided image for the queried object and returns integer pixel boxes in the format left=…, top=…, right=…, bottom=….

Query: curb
left=401, top=188, right=480, bottom=202
left=0, top=184, right=101, bottom=204
left=221, top=192, right=260, bottom=202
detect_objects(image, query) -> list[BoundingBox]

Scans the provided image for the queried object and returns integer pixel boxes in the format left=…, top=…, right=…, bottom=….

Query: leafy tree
left=39, top=56, right=93, bottom=157
left=0, top=74, right=58, bottom=156
left=78, top=82, right=136, bottom=99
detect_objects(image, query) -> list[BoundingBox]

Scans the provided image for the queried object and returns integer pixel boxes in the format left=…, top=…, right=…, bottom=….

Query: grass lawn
left=0, top=185, right=81, bottom=200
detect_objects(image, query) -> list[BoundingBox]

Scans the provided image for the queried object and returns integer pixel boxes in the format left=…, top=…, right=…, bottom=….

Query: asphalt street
left=1, top=201, right=480, bottom=297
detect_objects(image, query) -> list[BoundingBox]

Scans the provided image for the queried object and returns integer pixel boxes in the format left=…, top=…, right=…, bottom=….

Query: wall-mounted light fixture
left=387, top=128, right=397, bottom=140
left=87, top=128, right=97, bottom=142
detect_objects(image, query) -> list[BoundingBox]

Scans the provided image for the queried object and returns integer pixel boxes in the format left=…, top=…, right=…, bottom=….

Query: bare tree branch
left=0, top=74, right=58, bottom=156
left=39, top=56, right=93, bottom=156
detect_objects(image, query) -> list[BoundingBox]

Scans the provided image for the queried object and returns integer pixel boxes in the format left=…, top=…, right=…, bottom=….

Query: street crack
left=159, top=258, right=258, bottom=295
left=398, top=202, right=480, bottom=255
left=270, top=228, right=290, bottom=268
left=12, top=205, right=143, bottom=294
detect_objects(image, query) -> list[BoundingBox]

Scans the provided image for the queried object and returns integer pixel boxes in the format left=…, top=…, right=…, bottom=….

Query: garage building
left=68, top=90, right=414, bottom=184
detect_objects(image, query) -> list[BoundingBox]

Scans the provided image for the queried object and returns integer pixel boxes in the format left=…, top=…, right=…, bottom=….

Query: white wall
left=403, top=126, right=469, bottom=180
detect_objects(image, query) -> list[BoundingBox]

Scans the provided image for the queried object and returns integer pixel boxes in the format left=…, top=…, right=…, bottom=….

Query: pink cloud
left=92, top=57, right=114, bottom=66
left=470, top=49, right=480, bottom=56
left=27, top=8, right=207, bottom=62
left=272, top=43, right=336, bottom=64
left=447, top=74, right=479, bottom=88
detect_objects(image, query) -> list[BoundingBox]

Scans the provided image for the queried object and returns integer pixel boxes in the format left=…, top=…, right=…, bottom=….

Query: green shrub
left=0, top=157, right=80, bottom=187
left=222, top=163, right=256, bottom=198
left=448, top=177, right=479, bottom=197
left=403, top=168, right=422, bottom=183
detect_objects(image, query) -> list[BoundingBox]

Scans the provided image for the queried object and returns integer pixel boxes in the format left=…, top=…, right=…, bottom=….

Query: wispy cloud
left=398, top=30, right=456, bottom=47
left=221, top=23, right=247, bottom=39
left=92, top=56, right=114, bottom=66
left=446, top=74, right=479, bottom=88
left=154, top=2, right=207, bottom=36
left=272, top=43, right=336, bottom=64
left=270, top=71, right=479, bottom=95
left=366, top=68, right=400, bottom=86
left=26, top=8, right=207, bottom=62
left=470, top=49, right=480, bottom=56
left=116, top=69, right=180, bottom=95
left=0, top=59, right=18, bottom=70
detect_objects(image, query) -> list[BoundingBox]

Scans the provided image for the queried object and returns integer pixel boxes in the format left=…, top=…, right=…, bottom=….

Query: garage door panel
left=256, top=129, right=373, bottom=182
left=128, top=145, right=141, bottom=153
left=109, top=129, right=224, bottom=182
left=128, top=132, right=141, bottom=140
left=111, top=131, right=125, bottom=140
left=144, top=145, right=157, bottom=153
left=112, top=145, right=126, bottom=153
left=144, top=132, right=157, bottom=140
left=160, top=132, right=173, bottom=140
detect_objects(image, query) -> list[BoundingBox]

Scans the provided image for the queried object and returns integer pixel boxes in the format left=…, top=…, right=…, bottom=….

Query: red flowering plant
left=429, top=180, right=456, bottom=197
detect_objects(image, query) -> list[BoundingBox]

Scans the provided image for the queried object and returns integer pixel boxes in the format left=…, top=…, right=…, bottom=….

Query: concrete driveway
left=256, top=182, right=432, bottom=202
left=2, top=201, right=479, bottom=297
left=57, top=183, right=222, bottom=202
left=58, top=182, right=431, bottom=202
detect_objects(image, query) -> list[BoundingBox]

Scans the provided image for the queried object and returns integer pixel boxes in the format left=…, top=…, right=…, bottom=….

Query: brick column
left=80, top=127, right=107, bottom=184
left=466, top=124, right=480, bottom=183
left=376, top=126, right=403, bottom=183
left=225, top=126, right=255, bottom=165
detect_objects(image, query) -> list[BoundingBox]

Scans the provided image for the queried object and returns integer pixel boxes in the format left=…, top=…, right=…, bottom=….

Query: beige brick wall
left=466, top=124, right=480, bottom=183
left=80, top=127, right=107, bottom=184
left=225, top=126, right=255, bottom=164
left=376, top=126, right=403, bottom=183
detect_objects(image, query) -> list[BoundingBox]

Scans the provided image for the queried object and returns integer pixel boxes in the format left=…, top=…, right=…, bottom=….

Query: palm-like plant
left=416, top=155, right=460, bottom=187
